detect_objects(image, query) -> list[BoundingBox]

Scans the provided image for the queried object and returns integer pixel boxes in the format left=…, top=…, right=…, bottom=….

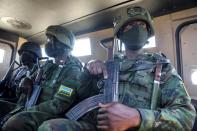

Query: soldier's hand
left=19, top=77, right=33, bottom=96
left=97, top=102, right=141, bottom=131
left=86, top=60, right=108, bottom=79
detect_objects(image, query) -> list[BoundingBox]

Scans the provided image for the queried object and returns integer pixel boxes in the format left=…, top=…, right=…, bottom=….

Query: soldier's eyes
left=121, top=21, right=147, bottom=32
left=123, top=24, right=133, bottom=32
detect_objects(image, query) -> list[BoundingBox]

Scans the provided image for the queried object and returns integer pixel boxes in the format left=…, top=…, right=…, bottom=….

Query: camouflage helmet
left=113, top=6, right=154, bottom=38
left=18, top=41, right=42, bottom=57
left=45, top=25, right=75, bottom=50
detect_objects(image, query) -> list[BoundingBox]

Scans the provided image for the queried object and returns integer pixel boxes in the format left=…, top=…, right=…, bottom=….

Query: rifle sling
left=151, top=61, right=163, bottom=109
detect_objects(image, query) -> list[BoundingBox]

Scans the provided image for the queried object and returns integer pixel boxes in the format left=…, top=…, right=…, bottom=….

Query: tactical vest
left=113, top=53, right=170, bottom=109
left=37, top=56, right=82, bottom=103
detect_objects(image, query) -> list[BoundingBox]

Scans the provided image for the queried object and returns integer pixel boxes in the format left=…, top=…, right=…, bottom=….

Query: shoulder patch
left=58, top=85, right=73, bottom=97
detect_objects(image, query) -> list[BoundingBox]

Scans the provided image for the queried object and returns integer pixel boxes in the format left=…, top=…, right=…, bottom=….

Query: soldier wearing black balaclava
left=38, top=6, right=195, bottom=131
left=0, top=42, right=41, bottom=101
left=0, top=42, right=41, bottom=129
left=1, top=25, right=82, bottom=131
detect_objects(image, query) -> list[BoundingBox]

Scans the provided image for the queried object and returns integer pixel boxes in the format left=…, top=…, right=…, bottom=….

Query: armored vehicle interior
left=0, top=0, right=197, bottom=128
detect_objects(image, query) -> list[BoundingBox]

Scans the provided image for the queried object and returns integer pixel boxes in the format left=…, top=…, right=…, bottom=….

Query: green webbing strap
left=151, top=61, right=163, bottom=110
left=49, top=65, right=63, bottom=87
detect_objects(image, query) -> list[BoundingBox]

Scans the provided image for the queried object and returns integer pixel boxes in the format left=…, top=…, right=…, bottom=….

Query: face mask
left=45, top=37, right=70, bottom=58
left=20, top=52, right=36, bottom=66
left=118, top=24, right=148, bottom=50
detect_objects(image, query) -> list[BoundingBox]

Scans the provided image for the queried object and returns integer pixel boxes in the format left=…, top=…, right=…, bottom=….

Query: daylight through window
left=191, top=70, right=197, bottom=85
left=41, top=48, right=48, bottom=57
left=72, top=38, right=91, bottom=57
left=0, top=49, right=5, bottom=63
left=144, top=36, right=156, bottom=48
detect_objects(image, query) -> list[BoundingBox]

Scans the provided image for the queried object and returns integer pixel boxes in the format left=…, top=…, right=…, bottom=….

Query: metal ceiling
left=0, top=0, right=196, bottom=44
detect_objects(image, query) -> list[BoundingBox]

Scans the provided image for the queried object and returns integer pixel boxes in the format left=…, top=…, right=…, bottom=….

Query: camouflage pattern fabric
left=38, top=118, right=97, bottom=131
left=0, top=66, right=29, bottom=102
left=39, top=52, right=195, bottom=131
left=2, top=111, right=54, bottom=131
left=0, top=100, right=16, bottom=118
left=1, top=56, right=82, bottom=131
left=38, top=103, right=98, bottom=131
left=0, top=65, right=36, bottom=125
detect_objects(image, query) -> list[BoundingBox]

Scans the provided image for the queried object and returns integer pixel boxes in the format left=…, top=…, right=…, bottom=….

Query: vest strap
left=151, top=60, right=163, bottom=110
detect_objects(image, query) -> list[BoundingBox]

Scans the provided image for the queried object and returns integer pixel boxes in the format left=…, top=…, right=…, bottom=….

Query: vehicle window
left=0, top=48, right=5, bottom=63
left=0, top=41, right=13, bottom=79
left=179, top=23, right=197, bottom=97
left=72, top=37, right=92, bottom=57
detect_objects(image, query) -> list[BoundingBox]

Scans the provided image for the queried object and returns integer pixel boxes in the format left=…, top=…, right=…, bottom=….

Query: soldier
left=15, top=42, right=42, bottom=98
left=0, top=41, right=41, bottom=101
left=1, top=25, right=82, bottom=131
left=38, top=6, right=196, bottom=131
left=0, top=41, right=41, bottom=118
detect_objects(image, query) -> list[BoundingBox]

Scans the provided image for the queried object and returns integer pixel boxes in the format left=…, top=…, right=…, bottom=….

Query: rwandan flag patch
left=58, top=85, right=73, bottom=96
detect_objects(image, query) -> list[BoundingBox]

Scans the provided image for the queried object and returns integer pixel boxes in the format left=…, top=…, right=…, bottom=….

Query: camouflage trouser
left=38, top=108, right=98, bottom=131
left=0, top=100, right=16, bottom=118
left=38, top=118, right=97, bottom=131
left=2, top=111, right=55, bottom=131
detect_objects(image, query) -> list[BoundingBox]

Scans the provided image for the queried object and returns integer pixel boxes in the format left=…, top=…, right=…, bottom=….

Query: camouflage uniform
left=38, top=6, right=196, bottom=131
left=0, top=66, right=29, bottom=101
left=2, top=55, right=82, bottom=131
left=1, top=25, right=83, bottom=131
left=0, top=42, right=41, bottom=125
left=0, top=66, right=34, bottom=122
left=38, top=65, right=100, bottom=131
left=0, top=100, right=16, bottom=118
left=38, top=53, right=195, bottom=131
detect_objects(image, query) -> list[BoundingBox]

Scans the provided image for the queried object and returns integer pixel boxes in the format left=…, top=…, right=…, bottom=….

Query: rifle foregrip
left=65, top=94, right=103, bottom=120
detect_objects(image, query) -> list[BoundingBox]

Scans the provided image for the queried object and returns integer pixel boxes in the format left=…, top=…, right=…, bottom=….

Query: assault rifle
left=25, top=57, right=49, bottom=108
left=65, top=37, right=119, bottom=120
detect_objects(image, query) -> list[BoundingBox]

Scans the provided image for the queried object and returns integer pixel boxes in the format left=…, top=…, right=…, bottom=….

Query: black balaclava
left=20, top=51, right=37, bottom=66
left=45, top=35, right=70, bottom=58
left=118, top=23, right=149, bottom=50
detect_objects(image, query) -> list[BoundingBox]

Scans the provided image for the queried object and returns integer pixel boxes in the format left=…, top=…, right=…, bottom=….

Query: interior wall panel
left=179, top=23, right=197, bottom=99
left=153, top=7, right=197, bottom=98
